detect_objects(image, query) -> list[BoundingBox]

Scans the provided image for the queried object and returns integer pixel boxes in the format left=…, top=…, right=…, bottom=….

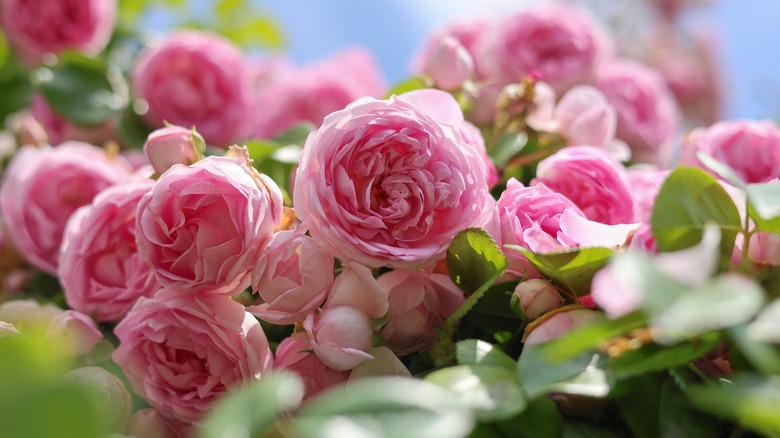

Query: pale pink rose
left=525, top=82, right=558, bottom=132
left=413, top=18, right=491, bottom=78
left=135, top=154, right=282, bottom=295
left=143, top=126, right=203, bottom=175
left=274, top=333, right=347, bottom=399
left=303, top=305, right=374, bottom=371
left=325, top=262, right=389, bottom=319
left=535, top=146, right=634, bottom=225
left=133, top=32, right=253, bottom=146
left=0, top=299, right=61, bottom=328
left=524, top=307, right=602, bottom=346
left=421, top=37, right=474, bottom=90
left=377, top=270, right=463, bottom=354
left=46, top=310, right=103, bottom=356
left=511, top=279, right=563, bottom=321
left=554, top=86, right=618, bottom=149
left=627, top=165, right=669, bottom=223
left=248, top=55, right=292, bottom=89
left=29, top=95, right=116, bottom=146
left=0, top=143, right=130, bottom=273
left=748, top=232, right=780, bottom=266
left=467, top=83, right=503, bottom=126
left=596, top=59, right=680, bottom=166
left=456, top=120, right=499, bottom=188
left=294, top=89, right=495, bottom=268
left=113, top=294, right=273, bottom=424
left=0, top=0, right=116, bottom=65
left=127, top=409, right=177, bottom=438
left=681, top=120, right=780, bottom=184
left=248, top=228, right=334, bottom=324
left=121, top=150, right=150, bottom=171
left=67, top=367, right=133, bottom=430
left=253, top=48, right=385, bottom=139
left=60, top=179, right=158, bottom=322
left=476, top=5, right=610, bottom=92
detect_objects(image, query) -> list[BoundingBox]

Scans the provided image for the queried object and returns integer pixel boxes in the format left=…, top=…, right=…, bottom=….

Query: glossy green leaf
left=456, top=340, right=516, bottom=370
left=518, top=348, right=608, bottom=399
left=447, top=228, right=506, bottom=295
left=512, top=246, right=613, bottom=297
left=696, top=151, right=746, bottom=189
left=489, top=132, right=528, bottom=168
left=427, top=364, right=526, bottom=420
left=0, top=60, right=33, bottom=125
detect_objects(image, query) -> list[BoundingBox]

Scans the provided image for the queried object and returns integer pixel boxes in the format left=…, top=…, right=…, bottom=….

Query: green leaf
left=651, top=274, right=765, bottom=343
left=687, top=374, right=780, bottom=437
left=427, top=365, right=526, bottom=420
left=541, top=312, right=647, bottom=361
left=116, top=106, right=152, bottom=149
left=201, top=372, right=304, bottom=438
left=293, top=377, right=474, bottom=438
left=219, top=16, right=285, bottom=49
left=512, top=246, right=613, bottom=297
left=696, top=151, right=746, bottom=189
left=518, top=348, right=608, bottom=399
left=728, top=325, right=780, bottom=375
left=385, top=77, right=429, bottom=98
left=447, top=228, right=506, bottom=295
left=650, top=167, right=741, bottom=264
left=615, top=375, right=662, bottom=438
left=609, top=334, right=720, bottom=380
left=514, top=397, right=563, bottom=438
left=489, top=132, right=528, bottom=168
left=456, top=340, right=516, bottom=370
left=746, top=181, right=780, bottom=233
left=272, top=123, right=315, bottom=146
left=0, top=60, right=33, bottom=125
left=36, top=53, right=123, bottom=125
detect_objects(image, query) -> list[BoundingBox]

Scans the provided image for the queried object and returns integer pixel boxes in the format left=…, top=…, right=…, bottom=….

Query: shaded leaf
left=427, top=364, right=526, bottom=420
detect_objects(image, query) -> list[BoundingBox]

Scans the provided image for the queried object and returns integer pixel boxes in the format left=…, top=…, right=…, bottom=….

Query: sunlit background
left=141, top=0, right=780, bottom=120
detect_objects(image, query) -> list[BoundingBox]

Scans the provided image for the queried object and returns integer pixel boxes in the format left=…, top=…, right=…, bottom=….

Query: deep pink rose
left=294, top=89, right=495, bottom=268
left=0, top=143, right=130, bottom=273
left=133, top=32, right=253, bottom=146
left=681, top=120, right=780, bottom=184
left=303, top=305, right=374, bottom=371
left=535, top=146, right=634, bottom=225
left=0, top=0, right=116, bottom=65
left=143, top=126, right=203, bottom=175
left=113, top=294, right=273, bottom=424
left=135, top=154, right=283, bottom=295
left=596, top=59, right=680, bottom=166
left=274, top=333, right=348, bottom=399
left=60, top=179, right=158, bottom=322
left=249, top=227, right=334, bottom=325
left=378, top=270, right=464, bottom=355
left=476, top=5, right=610, bottom=92
left=253, top=48, right=385, bottom=139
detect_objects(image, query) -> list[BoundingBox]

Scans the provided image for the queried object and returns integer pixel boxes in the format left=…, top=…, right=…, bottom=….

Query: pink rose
left=681, top=120, right=780, bottom=184
left=248, top=228, right=334, bottom=324
left=523, top=307, right=602, bottom=346
left=535, top=146, right=634, bottom=225
left=0, top=0, right=116, bottom=65
left=143, top=126, right=203, bottom=175
left=30, top=95, right=116, bottom=146
left=133, top=32, right=253, bottom=146
left=294, top=89, right=495, bottom=268
left=113, top=294, right=273, bottom=424
left=253, top=48, right=385, bottom=139
left=511, top=279, right=563, bottom=321
left=420, top=37, right=474, bottom=90
left=303, top=305, right=374, bottom=371
left=135, top=154, right=282, bottom=294
left=476, top=5, right=610, bottom=92
left=127, top=409, right=177, bottom=438
left=554, top=86, right=621, bottom=152
left=0, top=143, right=130, bottom=273
left=46, top=310, right=103, bottom=356
left=325, top=262, right=389, bottom=319
left=413, top=18, right=491, bottom=78
left=748, top=232, right=780, bottom=266
left=274, top=333, right=347, bottom=399
left=377, top=270, right=464, bottom=355
left=627, top=165, right=669, bottom=223
left=456, top=120, right=499, bottom=188
left=596, top=59, right=680, bottom=166
left=60, top=179, right=158, bottom=322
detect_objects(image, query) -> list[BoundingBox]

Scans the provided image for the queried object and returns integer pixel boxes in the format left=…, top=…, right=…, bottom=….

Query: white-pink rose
left=135, top=154, right=282, bottom=294
left=294, top=89, right=495, bottom=268
left=113, top=294, right=273, bottom=424
left=303, top=305, right=374, bottom=371
left=249, top=227, right=334, bottom=325
left=60, top=179, right=158, bottom=322
left=133, top=32, right=253, bottom=146
left=0, top=143, right=130, bottom=273
left=378, top=270, right=463, bottom=355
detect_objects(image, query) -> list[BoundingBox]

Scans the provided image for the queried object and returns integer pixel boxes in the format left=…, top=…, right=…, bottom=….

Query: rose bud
left=46, top=310, right=103, bottom=356
left=422, top=36, right=474, bottom=90
left=523, top=306, right=602, bottom=346
left=67, top=367, right=133, bottom=431
left=143, top=126, right=204, bottom=175
left=274, top=333, right=348, bottom=399
left=511, top=279, right=563, bottom=320
left=304, top=305, right=374, bottom=371
left=325, top=262, right=389, bottom=319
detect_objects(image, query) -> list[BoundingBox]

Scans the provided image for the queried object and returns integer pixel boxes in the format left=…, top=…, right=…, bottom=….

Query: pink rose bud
left=378, top=270, right=464, bottom=354
left=305, top=305, right=374, bottom=371
left=60, top=179, right=159, bottom=322
left=294, top=89, right=495, bottom=268
left=134, top=32, right=253, bottom=146
left=127, top=409, right=175, bottom=438
left=67, top=367, right=133, bottom=430
left=422, top=36, right=474, bottom=90
left=135, top=153, right=283, bottom=295
left=511, top=279, right=563, bottom=320
left=143, top=126, right=204, bottom=175
left=249, top=228, right=334, bottom=325
left=0, top=0, right=116, bottom=65
left=46, top=310, right=103, bottom=356
left=0, top=321, right=18, bottom=337
left=523, top=306, right=602, bottom=346
left=326, top=262, right=389, bottom=319
left=274, top=333, right=348, bottom=399
left=554, top=86, right=617, bottom=149
left=113, top=294, right=273, bottom=424
left=0, top=143, right=130, bottom=273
